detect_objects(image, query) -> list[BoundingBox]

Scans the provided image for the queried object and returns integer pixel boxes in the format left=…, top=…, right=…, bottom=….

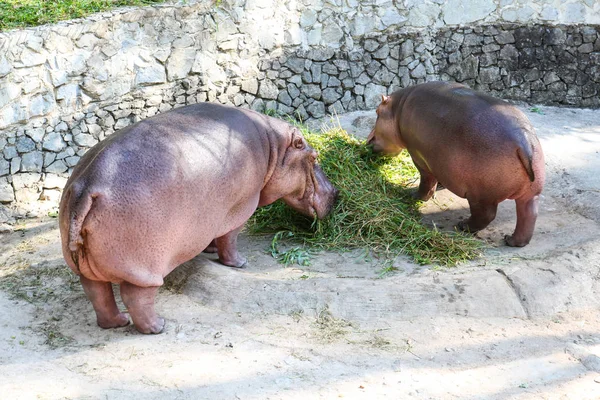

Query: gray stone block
left=42, top=132, right=66, bottom=152
left=306, top=101, right=325, bottom=118
left=3, top=146, right=17, bottom=160
left=46, top=159, right=68, bottom=174
left=0, top=177, right=14, bottom=203
left=73, top=134, right=98, bottom=148
left=21, top=152, right=43, bottom=172
left=363, top=83, right=387, bottom=108
left=322, top=88, right=341, bottom=105
left=16, top=136, right=35, bottom=153
left=301, top=84, right=321, bottom=100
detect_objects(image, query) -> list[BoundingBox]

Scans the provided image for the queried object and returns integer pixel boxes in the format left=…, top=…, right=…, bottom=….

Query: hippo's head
left=260, top=128, right=339, bottom=219
left=366, top=95, right=404, bottom=156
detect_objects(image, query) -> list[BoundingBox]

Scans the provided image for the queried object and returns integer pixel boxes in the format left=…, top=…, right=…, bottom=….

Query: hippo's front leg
left=411, top=161, right=438, bottom=201
left=505, top=195, right=539, bottom=247
left=216, top=225, right=247, bottom=268
left=120, top=283, right=164, bottom=334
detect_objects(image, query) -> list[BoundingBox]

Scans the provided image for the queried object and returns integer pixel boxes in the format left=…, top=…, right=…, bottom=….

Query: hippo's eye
left=293, top=137, right=304, bottom=149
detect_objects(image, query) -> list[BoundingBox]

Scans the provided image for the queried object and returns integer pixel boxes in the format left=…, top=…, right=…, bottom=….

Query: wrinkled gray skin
left=59, top=103, right=338, bottom=334
left=367, top=82, right=545, bottom=247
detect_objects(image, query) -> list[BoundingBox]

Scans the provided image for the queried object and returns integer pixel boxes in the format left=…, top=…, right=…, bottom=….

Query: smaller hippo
left=367, top=82, right=545, bottom=246
left=60, top=103, right=338, bottom=334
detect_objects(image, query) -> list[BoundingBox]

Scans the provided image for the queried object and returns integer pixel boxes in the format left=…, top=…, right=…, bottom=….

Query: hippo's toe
left=97, top=312, right=130, bottom=329
left=456, top=220, right=471, bottom=233
left=504, top=234, right=529, bottom=247
left=134, top=317, right=165, bottom=335
left=219, top=256, right=248, bottom=269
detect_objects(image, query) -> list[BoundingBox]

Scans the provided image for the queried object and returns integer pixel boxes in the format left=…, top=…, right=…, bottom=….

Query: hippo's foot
left=216, top=225, right=246, bottom=268
left=119, top=282, right=165, bottom=334
left=504, top=196, right=538, bottom=247
left=504, top=234, right=529, bottom=247
left=219, top=254, right=248, bottom=269
left=411, top=189, right=434, bottom=202
left=97, top=312, right=130, bottom=329
left=456, top=220, right=479, bottom=233
left=80, top=276, right=131, bottom=329
left=133, top=317, right=165, bottom=335
left=413, top=168, right=438, bottom=201
left=458, top=202, right=498, bottom=234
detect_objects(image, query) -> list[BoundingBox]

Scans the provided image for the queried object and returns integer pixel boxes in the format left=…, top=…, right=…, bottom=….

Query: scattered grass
left=247, top=123, right=483, bottom=266
left=263, top=108, right=279, bottom=117
left=0, top=0, right=169, bottom=31
left=38, top=318, right=74, bottom=349
left=0, top=260, right=80, bottom=304
left=313, top=306, right=353, bottom=342
left=377, top=261, right=399, bottom=278
left=269, top=231, right=313, bottom=267
left=0, top=257, right=78, bottom=348
left=529, top=107, right=545, bottom=115
left=363, top=334, right=394, bottom=350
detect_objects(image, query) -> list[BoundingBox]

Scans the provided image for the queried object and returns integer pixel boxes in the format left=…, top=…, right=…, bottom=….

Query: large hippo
left=367, top=81, right=545, bottom=247
left=59, top=103, right=338, bottom=334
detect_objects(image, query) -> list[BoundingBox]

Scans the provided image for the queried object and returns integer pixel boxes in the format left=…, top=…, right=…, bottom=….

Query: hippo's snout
left=366, top=129, right=384, bottom=154
left=313, top=165, right=339, bottom=219
left=366, top=129, right=375, bottom=145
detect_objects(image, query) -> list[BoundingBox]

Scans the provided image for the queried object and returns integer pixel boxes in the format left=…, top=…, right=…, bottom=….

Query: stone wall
left=0, top=0, right=599, bottom=216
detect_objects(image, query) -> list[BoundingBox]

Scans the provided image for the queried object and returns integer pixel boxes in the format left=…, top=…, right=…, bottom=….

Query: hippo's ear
left=290, top=129, right=305, bottom=150
left=293, top=137, right=304, bottom=149
left=381, top=95, right=390, bottom=105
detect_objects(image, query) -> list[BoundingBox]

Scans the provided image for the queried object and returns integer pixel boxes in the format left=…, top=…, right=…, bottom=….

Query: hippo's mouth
left=282, top=165, right=337, bottom=220
left=307, top=170, right=318, bottom=218
left=310, top=165, right=339, bottom=219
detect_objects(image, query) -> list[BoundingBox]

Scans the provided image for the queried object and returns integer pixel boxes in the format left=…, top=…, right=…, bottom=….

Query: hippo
left=59, top=103, right=338, bottom=334
left=367, top=81, right=545, bottom=247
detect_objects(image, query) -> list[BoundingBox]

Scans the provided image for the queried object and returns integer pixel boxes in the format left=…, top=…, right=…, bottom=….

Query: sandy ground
left=1, top=104, right=600, bottom=399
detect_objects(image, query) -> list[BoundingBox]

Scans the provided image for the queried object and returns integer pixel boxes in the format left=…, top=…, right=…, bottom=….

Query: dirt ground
left=1, top=104, right=600, bottom=399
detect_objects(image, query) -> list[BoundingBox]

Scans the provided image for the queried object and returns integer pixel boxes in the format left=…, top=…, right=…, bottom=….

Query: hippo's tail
left=517, top=147, right=535, bottom=182
left=60, top=182, right=95, bottom=273
left=516, top=130, right=537, bottom=182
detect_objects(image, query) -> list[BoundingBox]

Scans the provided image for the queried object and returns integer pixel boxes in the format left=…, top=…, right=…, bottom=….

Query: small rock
left=0, top=223, right=13, bottom=233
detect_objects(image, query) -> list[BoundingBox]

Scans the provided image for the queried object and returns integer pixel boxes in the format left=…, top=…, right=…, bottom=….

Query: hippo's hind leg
left=457, top=200, right=498, bottom=233
left=120, top=282, right=164, bottom=334
left=505, top=195, right=539, bottom=247
left=216, top=224, right=247, bottom=268
left=413, top=165, right=438, bottom=201
left=80, top=275, right=130, bottom=329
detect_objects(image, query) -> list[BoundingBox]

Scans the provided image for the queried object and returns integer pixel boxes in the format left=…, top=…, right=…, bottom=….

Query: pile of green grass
left=0, top=0, right=168, bottom=31
left=248, top=124, right=482, bottom=266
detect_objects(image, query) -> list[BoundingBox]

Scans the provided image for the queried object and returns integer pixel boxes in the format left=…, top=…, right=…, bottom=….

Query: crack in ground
left=496, top=268, right=531, bottom=319
left=539, top=268, right=557, bottom=276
